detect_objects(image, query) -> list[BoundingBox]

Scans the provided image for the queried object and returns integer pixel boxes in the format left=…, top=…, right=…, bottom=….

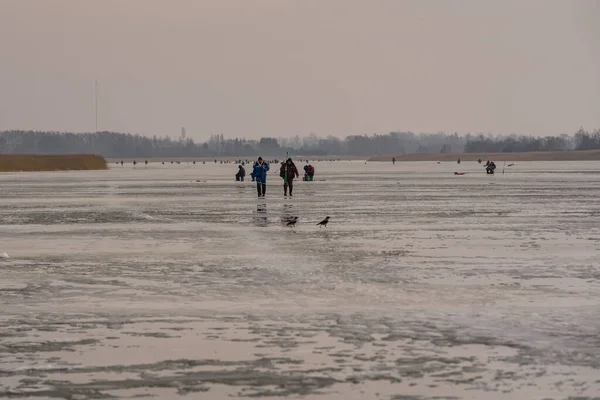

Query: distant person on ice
left=235, top=165, right=246, bottom=181
left=485, top=160, right=496, bottom=174
left=303, top=164, right=315, bottom=181
left=252, top=157, right=269, bottom=197
left=280, top=158, right=299, bottom=196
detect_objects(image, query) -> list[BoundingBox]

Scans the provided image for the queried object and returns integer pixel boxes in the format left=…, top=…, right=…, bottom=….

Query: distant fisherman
left=303, top=164, right=315, bottom=181
left=236, top=165, right=246, bottom=182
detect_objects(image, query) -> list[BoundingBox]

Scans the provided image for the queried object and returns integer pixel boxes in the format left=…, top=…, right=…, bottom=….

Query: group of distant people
left=235, top=157, right=315, bottom=197
left=117, top=160, right=198, bottom=166
left=478, top=158, right=497, bottom=174
left=117, top=160, right=150, bottom=166
left=484, top=160, right=497, bottom=174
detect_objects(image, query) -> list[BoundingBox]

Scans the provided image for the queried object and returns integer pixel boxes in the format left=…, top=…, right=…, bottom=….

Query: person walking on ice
left=280, top=158, right=299, bottom=197
left=251, top=157, right=269, bottom=197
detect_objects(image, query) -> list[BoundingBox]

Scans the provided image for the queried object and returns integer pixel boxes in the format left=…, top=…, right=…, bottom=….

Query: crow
left=286, top=217, right=298, bottom=227
left=317, top=216, right=330, bottom=228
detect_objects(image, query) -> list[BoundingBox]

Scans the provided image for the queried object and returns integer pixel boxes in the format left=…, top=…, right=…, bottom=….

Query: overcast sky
left=1, top=0, right=599, bottom=140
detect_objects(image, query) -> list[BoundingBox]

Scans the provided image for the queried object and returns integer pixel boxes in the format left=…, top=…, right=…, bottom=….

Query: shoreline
left=369, top=149, right=600, bottom=162
left=105, top=155, right=365, bottom=163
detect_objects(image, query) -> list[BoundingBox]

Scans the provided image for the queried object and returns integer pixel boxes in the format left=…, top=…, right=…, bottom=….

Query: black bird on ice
left=317, top=216, right=330, bottom=228
left=286, top=217, right=298, bottom=227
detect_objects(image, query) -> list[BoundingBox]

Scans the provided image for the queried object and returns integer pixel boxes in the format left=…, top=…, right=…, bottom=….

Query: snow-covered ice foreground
left=1, top=160, right=599, bottom=399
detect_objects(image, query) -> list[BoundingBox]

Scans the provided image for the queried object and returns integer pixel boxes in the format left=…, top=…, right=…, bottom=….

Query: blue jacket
left=252, top=162, right=270, bottom=183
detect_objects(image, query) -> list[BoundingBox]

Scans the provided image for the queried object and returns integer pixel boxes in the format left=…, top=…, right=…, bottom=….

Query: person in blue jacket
left=251, top=157, right=270, bottom=197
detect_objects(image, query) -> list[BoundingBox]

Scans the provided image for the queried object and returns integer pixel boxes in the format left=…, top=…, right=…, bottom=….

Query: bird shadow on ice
left=280, top=203, right=295, bottom=226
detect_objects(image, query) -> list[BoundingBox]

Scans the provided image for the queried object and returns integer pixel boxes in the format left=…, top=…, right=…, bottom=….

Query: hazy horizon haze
left=1, top=0, right=599, bottom=140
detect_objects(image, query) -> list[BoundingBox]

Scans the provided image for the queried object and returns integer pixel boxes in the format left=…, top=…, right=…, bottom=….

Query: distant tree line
left=464, top=128, right=600, bottom=153
left=0, top=128, right=598, bottom=158
left=464, top=134, right=574, bottom=153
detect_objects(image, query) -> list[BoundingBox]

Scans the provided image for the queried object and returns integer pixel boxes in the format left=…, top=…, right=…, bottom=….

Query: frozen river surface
left=1, top=161, right=599, bottom=399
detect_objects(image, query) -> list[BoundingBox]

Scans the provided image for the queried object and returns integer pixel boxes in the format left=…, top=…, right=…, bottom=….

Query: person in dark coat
left=280, top=158, right=299, bottom=196
left=235, top=165, right=246, bottom=181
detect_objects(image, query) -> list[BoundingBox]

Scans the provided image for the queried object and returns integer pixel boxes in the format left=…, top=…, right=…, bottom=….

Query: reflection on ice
left=254, top=202, right=268, bottom=227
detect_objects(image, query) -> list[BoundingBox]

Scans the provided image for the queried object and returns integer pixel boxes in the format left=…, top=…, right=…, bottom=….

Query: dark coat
left=280, top=162, right=299, bottom=181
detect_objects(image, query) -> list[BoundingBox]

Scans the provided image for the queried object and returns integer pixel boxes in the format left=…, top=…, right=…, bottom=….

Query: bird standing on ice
left=286, top=217, right=298, bottom=227
left=317, top=216, right=330, bottom=228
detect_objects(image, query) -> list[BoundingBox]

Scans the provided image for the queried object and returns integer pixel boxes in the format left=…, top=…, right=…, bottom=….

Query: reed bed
left=0, top=154, right=107, bottom=172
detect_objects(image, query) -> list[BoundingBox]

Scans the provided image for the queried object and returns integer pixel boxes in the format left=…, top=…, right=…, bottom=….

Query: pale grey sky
left=1, top=0, right=599, bottom=140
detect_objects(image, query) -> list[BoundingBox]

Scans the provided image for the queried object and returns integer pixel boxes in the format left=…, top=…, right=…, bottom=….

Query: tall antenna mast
left=94, top=80, right=98, bottom=133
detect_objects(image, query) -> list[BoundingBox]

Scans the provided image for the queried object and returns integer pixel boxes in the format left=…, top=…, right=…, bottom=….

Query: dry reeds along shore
left=0, top=154, right=107, bottom=172
left=369, top=149, right=600, bottom=162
